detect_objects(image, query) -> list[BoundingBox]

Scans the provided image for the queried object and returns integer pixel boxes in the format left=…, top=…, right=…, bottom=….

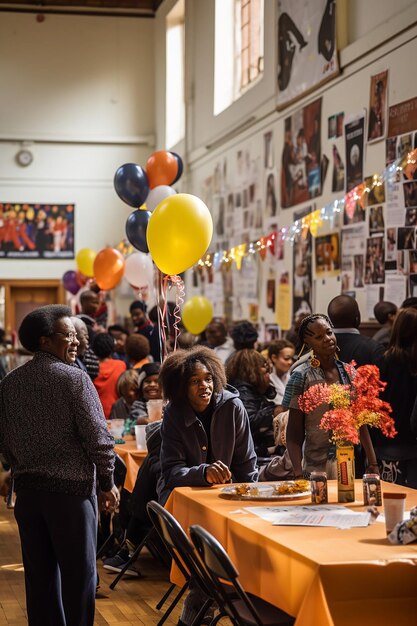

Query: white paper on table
left=244, top=505, right=371, bottom=528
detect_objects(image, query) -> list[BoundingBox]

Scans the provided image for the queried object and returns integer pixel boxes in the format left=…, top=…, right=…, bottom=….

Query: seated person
left=109, top=369, right=140, bottom=434
left=226, top=348, right=280, bottom=458
left=125, top=333, right=151, bottom=370
left=103, top=421, right=163, bottom=577
left=267, top=339, right=295, bottom=406
left=92, top=333, right=126, bottom=419
left=157, top=345, right=257, bottom=626
left=129, top=362, right=162, bottom=427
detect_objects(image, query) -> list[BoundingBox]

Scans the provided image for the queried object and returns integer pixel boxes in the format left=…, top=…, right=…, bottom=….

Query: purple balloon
left=62, top=270, right=80, bottom=295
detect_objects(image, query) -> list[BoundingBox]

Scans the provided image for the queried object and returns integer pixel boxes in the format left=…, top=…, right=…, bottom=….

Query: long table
left=114, top=438, right=147, bottom=492
left=166, top=480, right=417, bottom=626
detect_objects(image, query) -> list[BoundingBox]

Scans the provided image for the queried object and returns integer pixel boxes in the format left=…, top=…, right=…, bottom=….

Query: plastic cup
left=135, top=424, right=147, bottom=451
left=109, top=419, right=125, bottom=439
left=147, top=399, right=164, bottom=422
left=383, top=492, right=406, bottom=534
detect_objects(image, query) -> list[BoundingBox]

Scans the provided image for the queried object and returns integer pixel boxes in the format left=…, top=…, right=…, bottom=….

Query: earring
left=309, top=354, right=321, bottom=368
left=335, top=345, right=341, bottom=360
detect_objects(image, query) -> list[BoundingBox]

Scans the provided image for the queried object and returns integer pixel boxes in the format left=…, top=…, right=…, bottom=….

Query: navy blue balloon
left=125, top=210, right=151, bottom=253
left=169, top=152, right=183, bottom=185
left=114, top=163, right=149, bottom=208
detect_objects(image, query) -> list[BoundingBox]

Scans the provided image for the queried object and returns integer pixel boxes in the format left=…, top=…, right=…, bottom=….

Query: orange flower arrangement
left=298, top=364, right=397, bottom=444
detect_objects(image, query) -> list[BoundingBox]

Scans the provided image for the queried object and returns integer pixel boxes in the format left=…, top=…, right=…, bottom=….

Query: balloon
left=146, top=151, right=178, bottom=189
left=147, top=193, right=213, bottom=275
left=62, top=270, right=80, bottom=295
left=125, top=209, right=151, bottom=253
left=182, top=296, right=213, bottom=335
left=75, top=270, right=88, bottom=287
left=114, top=163, right=149, bottom=208
left=145, top=185, right=176, bottom=212
left=93, top=248, right=125, bottom=291
left=76, top=248, right=96, bottom=277
left=124, top=251, right=154, bottom=288
left=169, top=152, right=183, bottom=184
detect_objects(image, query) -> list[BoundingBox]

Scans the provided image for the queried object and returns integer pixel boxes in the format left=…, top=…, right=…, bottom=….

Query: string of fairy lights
left=115, top=148, right=417, bottom=274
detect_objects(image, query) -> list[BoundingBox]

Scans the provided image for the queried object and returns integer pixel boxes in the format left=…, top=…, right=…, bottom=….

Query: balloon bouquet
left=63, top=150, right=214, bottom=357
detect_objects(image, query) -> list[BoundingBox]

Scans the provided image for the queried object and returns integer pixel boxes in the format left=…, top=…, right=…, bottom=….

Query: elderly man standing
left=0, top=305, right=117, bottom=626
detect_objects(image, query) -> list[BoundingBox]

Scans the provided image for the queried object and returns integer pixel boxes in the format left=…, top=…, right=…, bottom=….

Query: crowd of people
left=1, top=292, right=417, bottom=625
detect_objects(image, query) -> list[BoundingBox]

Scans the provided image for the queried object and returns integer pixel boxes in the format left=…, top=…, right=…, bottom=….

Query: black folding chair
left=190, top=525, right=295, bottom=626
left=146, top=500, right=227, bottom=626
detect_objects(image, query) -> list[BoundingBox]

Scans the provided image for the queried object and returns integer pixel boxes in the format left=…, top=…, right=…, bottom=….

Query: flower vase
left=336, top=441, right=355, bottom=503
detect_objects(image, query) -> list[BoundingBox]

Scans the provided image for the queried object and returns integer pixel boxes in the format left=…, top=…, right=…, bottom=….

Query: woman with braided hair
left=281, top=313, right=378, bottom=479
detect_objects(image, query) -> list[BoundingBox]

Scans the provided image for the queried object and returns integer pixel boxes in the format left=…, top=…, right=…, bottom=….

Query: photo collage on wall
left=0, top=202, right=75, bottom=259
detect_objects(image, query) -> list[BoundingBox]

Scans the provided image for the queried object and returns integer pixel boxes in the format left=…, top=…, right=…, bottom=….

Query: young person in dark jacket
left=157, top=346, right=257, bottom=626
left=226, top=348, right=280, bottom=458
left=0, top=305, right=117, bottom=626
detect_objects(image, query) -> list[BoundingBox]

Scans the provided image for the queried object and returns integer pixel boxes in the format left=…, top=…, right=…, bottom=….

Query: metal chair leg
left=156, top=581, right=189, bottom=626
left=156, top=582, right=176, bottom=610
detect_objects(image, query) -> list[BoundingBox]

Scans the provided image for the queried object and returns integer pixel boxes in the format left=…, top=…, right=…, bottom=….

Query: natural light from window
left=166, top=0, right=185, bottom=149
left=214, top=0, right=264, bottom=116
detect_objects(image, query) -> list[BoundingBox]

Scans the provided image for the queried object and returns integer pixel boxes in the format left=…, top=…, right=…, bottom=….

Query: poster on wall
left=367, top=70, right=388, bottom=143
left=345, top=113, right=365, bottom=192
left=292, top=206, right=313, bottom=321
left=281, top=98, right=322, bottom=208
left=0, top=202, right=75, bottom=259
left=276, top=0, right=338, bottom=109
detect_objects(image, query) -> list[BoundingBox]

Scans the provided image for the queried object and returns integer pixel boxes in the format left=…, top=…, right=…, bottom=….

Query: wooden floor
left=0, top=504, right=231, bottom=625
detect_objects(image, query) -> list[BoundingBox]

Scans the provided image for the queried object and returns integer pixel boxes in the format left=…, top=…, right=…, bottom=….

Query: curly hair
left=18, top=305, right=72, bottom=353
left=225, top=348, right=268, bottom=393
left=159, top=345, right=226, bottom=405
left=298, top=314, right=332, bottom=344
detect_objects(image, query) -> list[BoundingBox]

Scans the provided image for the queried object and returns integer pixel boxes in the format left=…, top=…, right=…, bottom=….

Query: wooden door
left=0, top=280, right=65, bottom=337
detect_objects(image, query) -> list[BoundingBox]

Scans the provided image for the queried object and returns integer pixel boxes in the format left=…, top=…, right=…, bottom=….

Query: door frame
left=1, top=279, right=65, bottom=334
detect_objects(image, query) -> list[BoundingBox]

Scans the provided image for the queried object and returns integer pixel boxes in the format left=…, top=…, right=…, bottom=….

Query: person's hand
left=0, top=470, right=11, bottom=500
left=205, top=461, right=232, bottom=484
left=99, top=485, right=119, bottom=513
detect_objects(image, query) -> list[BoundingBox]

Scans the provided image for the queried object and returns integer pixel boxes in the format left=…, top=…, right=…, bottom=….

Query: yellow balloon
left=182, top=296, right=213, bottom=335
left=147, top=193, right=213, bottom=275
left=76, top=248, right=96, bottom=278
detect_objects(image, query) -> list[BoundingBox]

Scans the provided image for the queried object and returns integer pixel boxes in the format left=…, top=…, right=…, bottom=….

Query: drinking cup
left=383, top=492, right=406, bottom=534
left=147, top=399, right=164, bottom=422
left=109, top=418, right=125, bottom=439
left=135, top=424, right=147, bottom=451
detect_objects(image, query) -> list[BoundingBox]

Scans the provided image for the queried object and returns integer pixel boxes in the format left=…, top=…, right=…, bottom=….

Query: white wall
left=151, top=0, right=417, bottom=324
left=0, top=12, right=155, bottom=280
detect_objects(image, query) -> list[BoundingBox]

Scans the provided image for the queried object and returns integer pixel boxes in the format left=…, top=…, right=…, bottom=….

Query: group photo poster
left=0, top=202, right=75, bottom=259
left=276, top=0, right=338, bottom=109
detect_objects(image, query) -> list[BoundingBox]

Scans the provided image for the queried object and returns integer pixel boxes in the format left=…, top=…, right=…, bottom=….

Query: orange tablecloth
left=166, top=480, right=417, bottom=626
left=114, top=438, right=147, bottom=492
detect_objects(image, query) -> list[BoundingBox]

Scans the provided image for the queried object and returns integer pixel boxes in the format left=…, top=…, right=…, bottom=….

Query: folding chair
left=147, top=501, right=229, bottom=626
left=190, top=525, right=295, bottom=626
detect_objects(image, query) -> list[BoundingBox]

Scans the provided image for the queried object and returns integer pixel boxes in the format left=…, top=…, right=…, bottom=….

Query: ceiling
left=0, top=0, right=165, bottom=18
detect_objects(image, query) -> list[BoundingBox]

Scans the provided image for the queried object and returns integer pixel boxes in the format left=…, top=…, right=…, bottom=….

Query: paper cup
left=147, top=399, right=164, bottom=422
left=134, top=424, right=147, bottom=451
left=383, top=492, right=406, bottom=534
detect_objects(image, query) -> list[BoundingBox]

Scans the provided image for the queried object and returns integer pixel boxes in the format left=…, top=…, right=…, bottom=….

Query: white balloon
left=124, top=252, right=154, bottom=288
left=146, top=185, right=176, bottom=212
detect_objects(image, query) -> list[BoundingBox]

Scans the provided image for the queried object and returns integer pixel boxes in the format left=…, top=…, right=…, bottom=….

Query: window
left=165, top=0, right=185, bottom=148
left=214, top=0, right=264, bottom=115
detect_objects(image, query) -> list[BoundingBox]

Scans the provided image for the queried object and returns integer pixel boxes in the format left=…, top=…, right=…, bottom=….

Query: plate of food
left=219, top=480, right=311, bottom=501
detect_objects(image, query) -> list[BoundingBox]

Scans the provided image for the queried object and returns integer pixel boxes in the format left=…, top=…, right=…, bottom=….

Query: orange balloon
left=93, top=248, right=125, bottom=291
left=146, top=151, right=178, bottom=189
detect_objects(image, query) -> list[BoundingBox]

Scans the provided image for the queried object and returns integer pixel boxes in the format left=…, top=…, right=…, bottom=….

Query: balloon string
left=166, top=274, right=184, bottom=353
left=159, top=275, right=169, bottom=362
left=155, top=270, right=166, bottom=363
